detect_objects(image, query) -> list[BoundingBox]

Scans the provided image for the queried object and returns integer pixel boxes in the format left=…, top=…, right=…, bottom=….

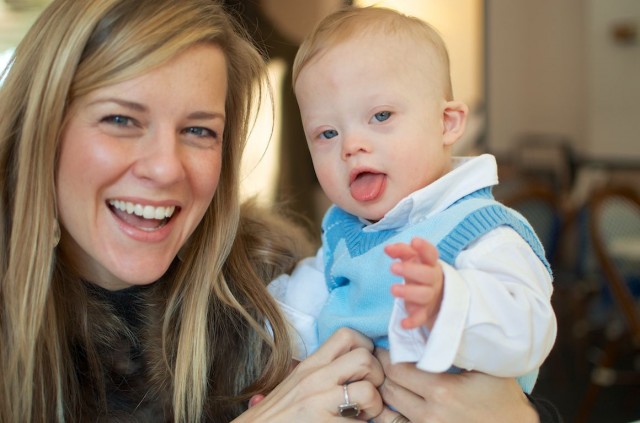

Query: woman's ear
left=442, top=100, right=468, bottom=146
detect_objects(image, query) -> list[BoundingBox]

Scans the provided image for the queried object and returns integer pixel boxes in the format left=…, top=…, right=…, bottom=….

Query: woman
left=0, top=0, right=382, bottom=420
left=0, top=0, right=560, bottom=421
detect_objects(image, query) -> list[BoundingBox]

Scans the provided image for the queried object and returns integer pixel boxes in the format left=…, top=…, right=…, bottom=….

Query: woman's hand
left=236, top=328, right=385, bottom=422
left=373, top=349, right=540, bottom=423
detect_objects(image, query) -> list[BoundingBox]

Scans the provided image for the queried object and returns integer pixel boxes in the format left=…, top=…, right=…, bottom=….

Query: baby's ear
left=442, top=100, right=468, bottom=146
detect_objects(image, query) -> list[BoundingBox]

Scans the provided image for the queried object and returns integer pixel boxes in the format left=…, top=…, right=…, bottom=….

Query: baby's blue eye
left=374, top=111, right=391, bottom=122
left=321, top=129, right=338, bottom=139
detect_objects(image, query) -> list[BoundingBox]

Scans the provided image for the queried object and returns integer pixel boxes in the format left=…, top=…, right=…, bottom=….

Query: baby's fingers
left=384, top=242, right=417, bottom=261
left=392, top=260, right=437, bottom=285
left=410, top=237, right=439, bottom=266
left=391, top=283, right=432, bottom=302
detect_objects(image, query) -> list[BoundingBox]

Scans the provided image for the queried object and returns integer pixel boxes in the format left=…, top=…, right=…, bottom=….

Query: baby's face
left=295, top=33, right=457, bottom=221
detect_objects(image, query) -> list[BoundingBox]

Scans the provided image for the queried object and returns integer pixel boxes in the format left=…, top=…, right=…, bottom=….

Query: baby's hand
left=384, top=237, right=444, bottom=330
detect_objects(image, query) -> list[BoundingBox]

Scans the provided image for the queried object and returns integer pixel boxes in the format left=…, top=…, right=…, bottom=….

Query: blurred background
left=1, top=1, right=639, bottom=422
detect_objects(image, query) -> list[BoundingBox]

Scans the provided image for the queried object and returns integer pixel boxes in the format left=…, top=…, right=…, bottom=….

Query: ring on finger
left=391, top=415, right=410, bottom=423
left=337, top=383, right=360, bottom=418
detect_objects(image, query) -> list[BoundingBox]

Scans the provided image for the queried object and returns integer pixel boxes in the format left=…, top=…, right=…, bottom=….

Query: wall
left=357, top=0, right=484, bottom=111
left=586, top=0, right=640, bottom=161
left=2, top=1, right=638, bottom=177
left=487, top=0, right=640, bottom=163
left=486, top=0, right=587, bottom=157
left=0, top=1, right=42, bottom=51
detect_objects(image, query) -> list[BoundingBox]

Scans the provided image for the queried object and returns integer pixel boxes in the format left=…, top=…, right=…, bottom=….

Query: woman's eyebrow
left=88, top=97, right=148, bottom=112
left=87, top=99, right=225, bottom=121
left=187, top=111, right=225, bottom=120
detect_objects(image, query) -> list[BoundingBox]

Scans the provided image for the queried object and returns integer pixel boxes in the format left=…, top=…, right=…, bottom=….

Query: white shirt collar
left=362, top=154, right=499, bottom=232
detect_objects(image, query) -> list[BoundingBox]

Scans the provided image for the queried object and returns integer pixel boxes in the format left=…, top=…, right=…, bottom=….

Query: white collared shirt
left=269, top=154, right=556, bottom=376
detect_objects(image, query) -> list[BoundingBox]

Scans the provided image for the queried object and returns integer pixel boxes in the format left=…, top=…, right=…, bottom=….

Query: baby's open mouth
left=349, top=171, right=386, bottom=202
left=108, top=200, right=177, bottom=231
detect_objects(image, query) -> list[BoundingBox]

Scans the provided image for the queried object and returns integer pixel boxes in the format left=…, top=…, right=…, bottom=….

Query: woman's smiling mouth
left=108, top=199, right=177, bottom=231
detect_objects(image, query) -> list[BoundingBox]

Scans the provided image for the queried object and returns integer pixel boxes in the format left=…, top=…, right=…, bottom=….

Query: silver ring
left=338, top=383, right=360, bottom=417
left=391, top=414, right=410, bottom=423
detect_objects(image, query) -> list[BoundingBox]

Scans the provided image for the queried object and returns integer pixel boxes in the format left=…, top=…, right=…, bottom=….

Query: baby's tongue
left=350, top=172, right=385, bottom=202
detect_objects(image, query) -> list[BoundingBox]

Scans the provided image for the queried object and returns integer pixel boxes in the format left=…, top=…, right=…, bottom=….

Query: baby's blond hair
left=292, top=6, right=454, bottom=100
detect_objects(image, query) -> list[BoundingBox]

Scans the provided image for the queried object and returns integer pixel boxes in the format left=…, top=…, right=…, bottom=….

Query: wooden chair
left=499, top=181, right=564, bottom=266
left=510, top=133, right=578, bottom=196
left=575, top=185, right=640, bottom=422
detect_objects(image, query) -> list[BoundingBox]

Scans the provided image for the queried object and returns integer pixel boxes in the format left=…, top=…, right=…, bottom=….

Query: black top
left=527, top=394, right=565, bottom=423
left=81, top=281, right=168, bottom=421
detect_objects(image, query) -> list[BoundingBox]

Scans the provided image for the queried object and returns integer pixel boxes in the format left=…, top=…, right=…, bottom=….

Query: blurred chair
left=497, top=181, right=578, bottom=388
left=498, top=181, right=564, bottom=267
left=575, top=185, right=640, bottom=423
left=510, top=133, right=578, bottom=197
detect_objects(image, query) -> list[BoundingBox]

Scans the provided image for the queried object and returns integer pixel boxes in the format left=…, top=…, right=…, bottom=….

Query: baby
left=268, top=6, right=556, bottom=393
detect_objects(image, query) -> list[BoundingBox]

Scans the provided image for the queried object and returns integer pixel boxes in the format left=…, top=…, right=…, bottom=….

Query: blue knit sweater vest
left=318, top=187, right=551, bottom=393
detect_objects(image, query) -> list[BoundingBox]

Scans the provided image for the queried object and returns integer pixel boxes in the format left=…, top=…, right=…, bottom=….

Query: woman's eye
left=320, top=129, right=338, bottom=139
left=374, top=111, right=391, bottom=122
left=184, top=126, right=216, bottom=139
left=102, top=115, right=133, bottom=126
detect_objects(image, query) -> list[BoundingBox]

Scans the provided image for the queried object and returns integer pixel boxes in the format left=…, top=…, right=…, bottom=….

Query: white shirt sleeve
left=388, top=227, right=557, bottom=376
left=267, top=249, right=328, bottom=360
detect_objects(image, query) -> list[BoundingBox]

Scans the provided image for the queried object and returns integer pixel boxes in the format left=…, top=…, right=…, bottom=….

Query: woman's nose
left=132, top=130, right=186, bottom=185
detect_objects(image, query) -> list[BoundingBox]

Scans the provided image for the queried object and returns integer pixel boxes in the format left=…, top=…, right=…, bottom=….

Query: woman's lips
left=108, top=200, right=178, bottom=232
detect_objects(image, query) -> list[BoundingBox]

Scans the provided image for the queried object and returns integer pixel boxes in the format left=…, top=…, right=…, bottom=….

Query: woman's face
left=57, top=44, right=228, bottom=290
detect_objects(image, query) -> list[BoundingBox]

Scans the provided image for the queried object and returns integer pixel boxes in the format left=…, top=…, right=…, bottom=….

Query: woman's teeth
left=109, top=200, right=176, bottom=220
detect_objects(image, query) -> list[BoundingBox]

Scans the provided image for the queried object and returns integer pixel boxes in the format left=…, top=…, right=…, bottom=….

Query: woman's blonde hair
left=0, top=0, right=305, bottom=421
left=292, top=6, right=454, bottom=100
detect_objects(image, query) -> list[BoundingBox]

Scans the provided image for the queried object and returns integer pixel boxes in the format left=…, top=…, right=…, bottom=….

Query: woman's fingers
left=294, top=328, right=384, bottom=389
left=299, top=329, right=384, bottom=419
left=378, top=376, right=429, bottom=422
left=326, top=344, right=385, bottom=386
left=376, top=348, right=432, bottom=400
left=302, top=327, right=374, bottom=369
left=375, top=348, right=437, bottom=422
left=240, top=371, right=382, bottom=421
left=375, top=349, right=539, bottom=423
left=369, top=405, right=408, bottom=423
left=295, top=327, right=384, bottom=388
left=237, top=329, right=384, bottom=422
left=339, top=380, right=385, bottom=421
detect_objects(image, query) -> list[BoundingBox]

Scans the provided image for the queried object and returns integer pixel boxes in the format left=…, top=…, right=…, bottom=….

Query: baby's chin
left=342, top=203, right=389, bottom=224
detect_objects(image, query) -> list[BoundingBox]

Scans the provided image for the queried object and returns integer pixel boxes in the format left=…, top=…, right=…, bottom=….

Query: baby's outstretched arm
left=384, top=237, right=444, bottom=330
